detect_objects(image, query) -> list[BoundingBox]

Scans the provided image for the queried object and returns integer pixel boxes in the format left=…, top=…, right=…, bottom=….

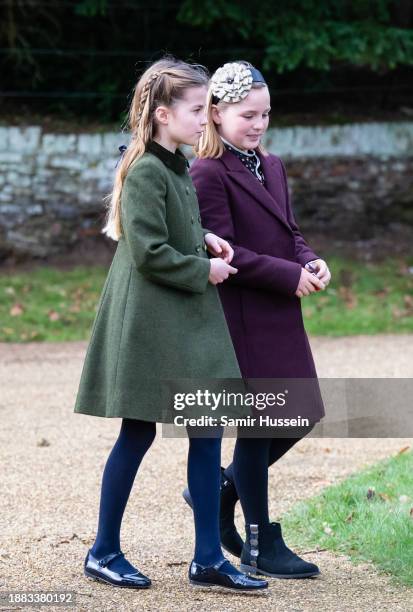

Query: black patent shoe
left=240, top=522, right=320, bottom=579
left=182, top=467, right=244, bottom=558
left=189, top=558, right=268, bottom=593
left=84, top=550, right=151, bottom=589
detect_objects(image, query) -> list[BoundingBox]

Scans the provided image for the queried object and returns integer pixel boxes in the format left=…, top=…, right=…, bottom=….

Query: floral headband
left=210, top=62, right=266, bottom=104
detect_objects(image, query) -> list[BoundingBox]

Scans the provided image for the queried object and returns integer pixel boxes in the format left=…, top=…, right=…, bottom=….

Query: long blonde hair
left=195, top=63, right=268, bottom=159
left=103, top=57, right=209, bottom=240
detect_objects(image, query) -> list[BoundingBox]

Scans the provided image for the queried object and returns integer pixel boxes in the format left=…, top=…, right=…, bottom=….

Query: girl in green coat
left=74, top=57, right=267, bottom=594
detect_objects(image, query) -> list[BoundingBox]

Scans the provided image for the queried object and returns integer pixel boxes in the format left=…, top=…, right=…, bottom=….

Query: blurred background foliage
left=1, top=0, right=412, bottom=123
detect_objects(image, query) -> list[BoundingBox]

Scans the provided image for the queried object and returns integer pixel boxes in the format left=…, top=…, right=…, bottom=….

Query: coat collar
left=219, top=148, right=292, bottom=232
left=146, top=140, right=189, bottom=175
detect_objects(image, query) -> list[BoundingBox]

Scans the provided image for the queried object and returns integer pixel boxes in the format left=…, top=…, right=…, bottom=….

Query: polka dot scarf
left=221, top=137, right=265, bottom=184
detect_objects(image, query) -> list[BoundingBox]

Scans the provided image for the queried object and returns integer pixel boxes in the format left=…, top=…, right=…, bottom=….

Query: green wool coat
left=74, top=140, right=241, bottom=422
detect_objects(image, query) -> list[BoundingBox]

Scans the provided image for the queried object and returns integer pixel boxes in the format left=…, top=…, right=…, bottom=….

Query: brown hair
left=103, top=57, right=209, bottom=240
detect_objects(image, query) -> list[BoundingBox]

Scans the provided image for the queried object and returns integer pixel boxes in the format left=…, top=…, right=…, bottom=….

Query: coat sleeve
left=190, top=161, right=302, bottom=296
left=278, top=158, right=320, bottom=267
left=121, top=158, right=211, bottom=294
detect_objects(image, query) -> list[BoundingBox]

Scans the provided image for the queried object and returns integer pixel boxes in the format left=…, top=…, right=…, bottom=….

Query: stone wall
left=0, top=123, right=412, bottom=261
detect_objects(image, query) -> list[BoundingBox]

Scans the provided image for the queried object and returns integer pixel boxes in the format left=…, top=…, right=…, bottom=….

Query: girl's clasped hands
left=205, top=232, right=238, bottom=285
left=204, top=231, right=332, bottom=297
left=296, top=259, right=332, bottom=298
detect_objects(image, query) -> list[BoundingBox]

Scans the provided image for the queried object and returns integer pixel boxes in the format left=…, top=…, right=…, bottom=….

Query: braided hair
left=136, top=71, right=162, bottom=123
left=103, top=57, right=209, bottom=240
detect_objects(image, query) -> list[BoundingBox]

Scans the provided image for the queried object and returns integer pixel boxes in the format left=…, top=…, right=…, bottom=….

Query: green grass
left=0, top=256, right=412, bottom=341
left=0, top=265, right=107, bottom=342
left=282, top=448, right=413, bottom=586
left=303, top=256, right=413, bottom=336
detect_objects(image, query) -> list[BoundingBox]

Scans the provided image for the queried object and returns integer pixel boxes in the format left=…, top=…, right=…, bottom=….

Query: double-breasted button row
left=191, top=214, right=202, bottom=225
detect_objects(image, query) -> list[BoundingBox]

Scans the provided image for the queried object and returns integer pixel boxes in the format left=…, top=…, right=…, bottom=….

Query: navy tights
left=224, top=432, right=313, bottom=526
left=90, top=419, right=225, bottom=572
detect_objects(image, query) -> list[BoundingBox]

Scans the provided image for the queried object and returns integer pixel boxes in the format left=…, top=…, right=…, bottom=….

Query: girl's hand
left=204, top=233, right=234, bottom=263
left=305, top=259, right=331, bottom=286
left=209, top=258, right=238, bottom=285
left=295, top=268, right=325, bottom=298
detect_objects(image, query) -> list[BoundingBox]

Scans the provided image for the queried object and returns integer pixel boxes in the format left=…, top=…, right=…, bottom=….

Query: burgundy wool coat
left=190, top=149, right=325, bottom=423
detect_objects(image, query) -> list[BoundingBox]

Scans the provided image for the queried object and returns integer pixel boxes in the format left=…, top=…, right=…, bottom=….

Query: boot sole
left=84, top=569, right=151, bottom=588
left=240, top=564, right=320, bottom=579
left=190, top=580, right=268, bottom=594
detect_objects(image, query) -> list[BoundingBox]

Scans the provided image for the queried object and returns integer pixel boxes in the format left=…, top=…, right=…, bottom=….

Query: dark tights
left=90, top=419, right=156, bottom=570
left=186, top=429, right=224, bottom=565
left=224, top=431, right=313, bottom=525
left=90, top=419, right=225, bottom=569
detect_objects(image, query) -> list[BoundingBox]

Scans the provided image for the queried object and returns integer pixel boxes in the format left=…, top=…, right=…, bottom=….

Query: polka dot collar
left=221, top=137, right=265, bottom=184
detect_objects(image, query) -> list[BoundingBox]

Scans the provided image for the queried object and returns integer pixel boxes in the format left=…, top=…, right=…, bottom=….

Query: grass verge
left=283, top=448, right=413, bottom=586
left=0, top=256, right=412, bottom=341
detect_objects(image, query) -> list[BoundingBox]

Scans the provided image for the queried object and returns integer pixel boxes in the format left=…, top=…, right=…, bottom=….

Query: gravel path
left=1, top=335, right=412, bottom=611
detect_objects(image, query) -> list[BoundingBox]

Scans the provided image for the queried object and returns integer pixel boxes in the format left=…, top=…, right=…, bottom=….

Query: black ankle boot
left=219, top=470, right=244, bottom=558
left=182, top=467, right=244, bottom=558
left=240, top=522, right=320, bottom=579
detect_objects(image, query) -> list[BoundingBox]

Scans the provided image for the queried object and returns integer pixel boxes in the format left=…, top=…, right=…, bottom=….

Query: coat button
left=195, top=245, right=201, bottom=252
left=185, top=186, right=190, bottom=194
left=191, top=216, right=195, bottom=224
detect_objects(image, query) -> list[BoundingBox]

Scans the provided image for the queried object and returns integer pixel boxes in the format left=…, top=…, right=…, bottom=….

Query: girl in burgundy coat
left=183, top=61, right=331, bottom=579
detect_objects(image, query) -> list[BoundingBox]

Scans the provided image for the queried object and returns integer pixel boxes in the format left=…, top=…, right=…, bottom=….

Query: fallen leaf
left=48, top=310, right=60, bottom=321
left=372, top=288, right=389, bottom=297
left=397, top=446, right=410, bottom=455
left=69, top=303, right=81, bottom=313
left=338, top=286, right=357, bottom=309
left=10, top=303, right=24, bottom=316
left=72, top=288, right=85, bottom=300
left=392, top=307, right=408, bottom=320
left=367, top=488, right=376, bottom=500
left=316, top=297, right=330, bottom=309
left=404, top=295, right=413, bottom=308
left=398, top=262, right=410, bottom=276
